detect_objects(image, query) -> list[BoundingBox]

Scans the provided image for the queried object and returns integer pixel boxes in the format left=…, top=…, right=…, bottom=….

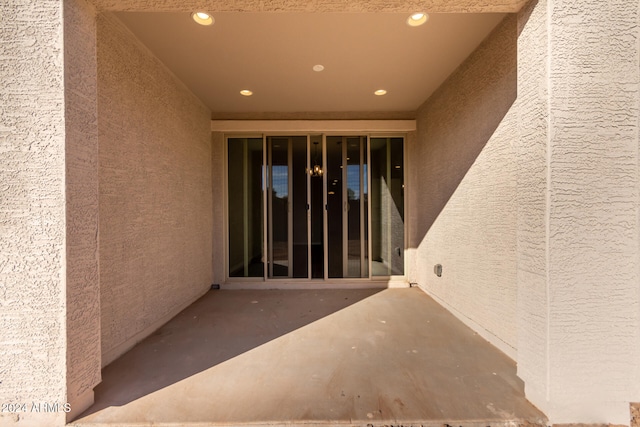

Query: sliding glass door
left=227, top=134, right=404, bottom=281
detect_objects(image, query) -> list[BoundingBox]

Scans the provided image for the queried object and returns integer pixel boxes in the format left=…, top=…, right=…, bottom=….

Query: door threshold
left=221, top=279, right=408, bottom=290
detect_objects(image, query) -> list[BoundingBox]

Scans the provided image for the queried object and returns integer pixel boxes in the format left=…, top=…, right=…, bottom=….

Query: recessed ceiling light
left=407, top=12, right=428, bottom=26
left=374, top=89, right=387, bottom=96
left=313, top=64, right=325, bottom=72
left=240, top=89, right=253, bottom=96
left=192, top=11, right=214, bottom=26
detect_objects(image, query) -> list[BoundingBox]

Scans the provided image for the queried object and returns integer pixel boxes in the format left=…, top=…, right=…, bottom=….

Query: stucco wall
left=409, top=14, right=518, bottom=357
left=547, top=0, right=640, bottom=418
left=514, top=0, right=550, bottom=411
left=410, top=2, right=640, bottom=422
left=0, top=1, right=67, bottom=425
left=97, top=12, right=213, bottom=366
left=64, top=0, right=102, bottom=420
left=529, top=0, right=640, bottom=422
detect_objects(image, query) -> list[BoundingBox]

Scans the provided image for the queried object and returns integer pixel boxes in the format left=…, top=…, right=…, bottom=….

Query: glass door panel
left=228, top=137, right=264, bottom=277
left=291, top=136, right=309, bottom=278
left=346, top=137, right=368, bottom=277
left=267, top=137, right=290, bottom=277
left=326, top=136, right=344, bottom=278
left=326, top=136, right=369, bottom=278
left=267, top=136, right=309, bottom=278
left=370, top=137, right=404, bottom=276
left=309, top=135, right=324, bottom=278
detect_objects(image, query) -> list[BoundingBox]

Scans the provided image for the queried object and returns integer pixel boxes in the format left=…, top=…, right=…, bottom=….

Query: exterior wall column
left=516, top=0, right=640, bottom=423
left=64, top=0, right=101, bottom=421
left=1, top=1, right=67, bottom=425
left=0, top=0, right=66, bottom=425
left=0, top=0, right=101, bottom=424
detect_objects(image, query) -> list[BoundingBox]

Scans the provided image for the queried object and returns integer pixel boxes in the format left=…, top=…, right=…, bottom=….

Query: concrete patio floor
left=71, top=288, right=547, bottom=427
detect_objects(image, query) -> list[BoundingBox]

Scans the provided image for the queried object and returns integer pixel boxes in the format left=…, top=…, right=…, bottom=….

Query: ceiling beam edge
left=210, top=120, right=417, bottom=133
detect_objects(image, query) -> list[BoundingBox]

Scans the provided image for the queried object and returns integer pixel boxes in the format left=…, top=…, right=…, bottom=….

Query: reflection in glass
left=267, top=136, right=309, bottom=278
left=327, top=136, right=368, bottom=278
left=227, top=134, right=403, bottom=280
left=268, top=138, right=289, bottom=277
left=347, top=137, right=368, bottom=278
left=291, top=137, right=309, bottom=278
left=309, top=136, right=324, bottom=278
left=326, top=137, right=343, bottom=278
left=370, top=137, right=404, bottom=276
left=228, top=138, right=264, bottom=277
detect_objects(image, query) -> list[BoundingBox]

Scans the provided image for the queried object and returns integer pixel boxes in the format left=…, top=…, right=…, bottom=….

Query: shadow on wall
left=410, top=13, right=518, bottom=245
left=78, top=288, right=382, bottom=416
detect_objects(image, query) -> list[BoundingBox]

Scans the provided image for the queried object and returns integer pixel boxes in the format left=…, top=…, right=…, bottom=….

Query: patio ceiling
left=113, top=11, right=506, bottom=113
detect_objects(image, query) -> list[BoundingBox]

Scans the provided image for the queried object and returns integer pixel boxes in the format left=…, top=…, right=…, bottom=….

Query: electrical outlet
left=434, top=264, right=442, bottom=277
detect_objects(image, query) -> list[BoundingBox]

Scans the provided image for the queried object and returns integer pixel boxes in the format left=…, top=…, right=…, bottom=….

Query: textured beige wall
left=408, top=14, right=518, bottom=356
left=514, top=0, right=550, bottom=413
left=409, top=1, right=640, bottom=422
left=547, top=0, right=640, bottom=418
left=64, top=0, right=102, bottom=420
left=0, top=1, right=67, bottom=425
left=97, top=12, right=213, bottom=366
left=518, top=0, right=640, bottom=423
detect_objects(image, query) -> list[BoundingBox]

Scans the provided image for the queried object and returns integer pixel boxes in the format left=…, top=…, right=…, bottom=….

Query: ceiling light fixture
left=240, top=89, right=253, bottom=96
left=192, top=11, right=214, bottom=26
left=313, top=64, right=325, bottom=72
left=407, top=12, right=428, bottom=26
left=307, top=142, right=324, bottom=177
left=374, top=89, right=387, bottom=96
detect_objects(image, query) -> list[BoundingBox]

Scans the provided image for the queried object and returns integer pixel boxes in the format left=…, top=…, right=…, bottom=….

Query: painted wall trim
left=211, top=120, right=417, bottom=133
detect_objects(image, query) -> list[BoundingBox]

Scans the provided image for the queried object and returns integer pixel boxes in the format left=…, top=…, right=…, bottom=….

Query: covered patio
left=72, top=288, right=546, bottom=426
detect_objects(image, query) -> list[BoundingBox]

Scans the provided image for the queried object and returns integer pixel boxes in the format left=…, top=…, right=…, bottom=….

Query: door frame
left=219, top=120, right=415, bottom=289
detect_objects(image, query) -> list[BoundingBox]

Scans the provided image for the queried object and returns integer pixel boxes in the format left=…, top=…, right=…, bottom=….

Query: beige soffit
left=114, top=12, right=506, bottom=113
left=93, top=0, right=527, bottom=13
left=210, top=120, right=417, bottom=132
